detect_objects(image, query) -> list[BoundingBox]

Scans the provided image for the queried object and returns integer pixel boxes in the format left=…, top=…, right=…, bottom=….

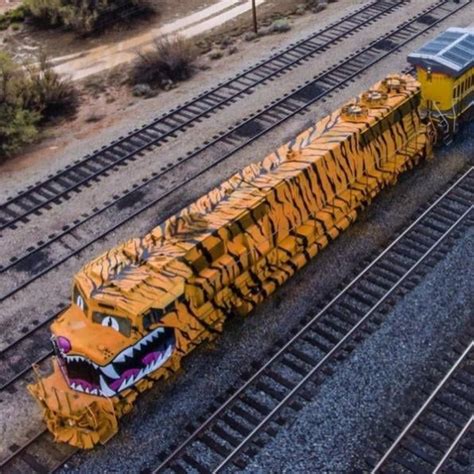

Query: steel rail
left=0, top=2, right=471, bottom=471
left=0, top=427, right=78, bottom=472
left=0, top=175, right=473, bottom=472
left=154, top=171, right=473, bottom=472
left=1, top=0, right=469, bottom=303
left=1, top=162, right=471, bottom=397
left=0, top=314, right=54, bottom=357
left=2, top=173, right=472, bottom=473
left=371, top=342, right=474, bottom=472
left=0, top=0, right=405, bottom=231
left=432, top=416, right=474, bottom=474
left=0, top=429, right=47, bottom=469
left=212, top=207, right=474, bottom=472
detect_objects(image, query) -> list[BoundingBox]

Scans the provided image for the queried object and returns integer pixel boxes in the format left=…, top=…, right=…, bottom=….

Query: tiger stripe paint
left=29, top=75, right=433, bottom=449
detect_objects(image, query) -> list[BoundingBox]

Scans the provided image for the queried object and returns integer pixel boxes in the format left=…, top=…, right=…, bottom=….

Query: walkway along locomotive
left=29, top=28, right=473, bottom=449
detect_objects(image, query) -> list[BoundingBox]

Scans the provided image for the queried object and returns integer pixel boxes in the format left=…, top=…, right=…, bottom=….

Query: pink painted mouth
left=59, top=326, right=175, bottom=397
left=69, top=378, right=99, bottom=391
left=142, top=351, right=162, bottom=366
left=110, top=368, right=140, bottom=392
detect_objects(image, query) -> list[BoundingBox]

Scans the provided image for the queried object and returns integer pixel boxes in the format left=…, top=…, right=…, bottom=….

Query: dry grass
left=25, top=0, right=155, bottom=35
left=0, top=52, right=79, bottom=158
left=130, top=35, right=197, bottom=87
left=20, top=55, right=80, bottom=121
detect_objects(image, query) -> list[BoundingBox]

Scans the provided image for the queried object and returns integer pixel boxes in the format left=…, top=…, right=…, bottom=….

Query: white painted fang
left=118, top=378, right=128, bottom=392
left=100, top=364, right=120, bottom=380
left=100, top=376, right=116, bottom=397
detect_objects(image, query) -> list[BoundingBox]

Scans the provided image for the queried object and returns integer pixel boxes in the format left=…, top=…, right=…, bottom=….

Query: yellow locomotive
left=408, top=26, right=473, bottom=142
left=29, top=29, right=472, bottom=449
left=29, top=74, right=434, bottom=448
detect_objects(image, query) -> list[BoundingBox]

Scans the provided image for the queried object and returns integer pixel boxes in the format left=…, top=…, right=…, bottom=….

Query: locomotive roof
left=75, top=76, right=419, bottom=316
left=408, top=27, right=474, bottom=76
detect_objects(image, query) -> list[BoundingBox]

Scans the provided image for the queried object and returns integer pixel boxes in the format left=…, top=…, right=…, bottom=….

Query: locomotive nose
left=56, top=336, right=72, bottom=353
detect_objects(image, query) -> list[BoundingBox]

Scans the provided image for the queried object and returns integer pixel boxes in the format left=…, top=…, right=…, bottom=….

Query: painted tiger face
left=51, top=292, right=177, bottom=398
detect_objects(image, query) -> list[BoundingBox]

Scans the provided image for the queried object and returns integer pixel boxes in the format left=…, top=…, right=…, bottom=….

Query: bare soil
left=0, top=0, right=331, bottom=175
left=0, top=0, right=21, bottom=15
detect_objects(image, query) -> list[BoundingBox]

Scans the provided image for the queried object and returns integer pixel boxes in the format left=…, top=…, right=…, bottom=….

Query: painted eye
left=102, top=316, right=120, bottom=332
left=76, top=295, right=84, bottom=310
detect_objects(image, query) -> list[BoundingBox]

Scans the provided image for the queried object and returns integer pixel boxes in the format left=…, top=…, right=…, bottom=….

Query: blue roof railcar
left=408, top=26, right=473, bottom=77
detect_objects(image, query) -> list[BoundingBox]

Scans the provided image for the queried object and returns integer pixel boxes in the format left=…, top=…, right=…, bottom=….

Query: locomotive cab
left=28, top=246, right=191, bottom=448
left=408, top=26, right=473, bottom=143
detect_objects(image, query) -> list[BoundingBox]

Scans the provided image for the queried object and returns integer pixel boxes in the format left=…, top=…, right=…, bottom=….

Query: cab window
left=73, top=286, right=88, bottom=314
left=92, top=312, right=131, bottom=337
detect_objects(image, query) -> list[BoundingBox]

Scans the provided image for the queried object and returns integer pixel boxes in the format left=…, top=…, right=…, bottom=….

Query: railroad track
left=0, top=1, right=472, bottom=468
left=149, top=168, right=473, bottom=473
left=1, top=0, right=470, bottom=307
left=0, top=315, right=54, bottom=391
left=369, top=340, right=474, bottom=473
left=1, top=169, right=472, bottom=474
left=0, top=0, right=471, bottom=408
left=0, top=0, right=407, bottom=232
left=0, top=429, right=78, bottom=473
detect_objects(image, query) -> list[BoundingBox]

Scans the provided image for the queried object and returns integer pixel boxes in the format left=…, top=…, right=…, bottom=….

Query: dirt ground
left=2, top=0, right=212, bottom=58
left=0, top=0, right=332, bottom=175
left=0, top=0, right=21, bottom=15
left=1, top=0, right=303, bottom=66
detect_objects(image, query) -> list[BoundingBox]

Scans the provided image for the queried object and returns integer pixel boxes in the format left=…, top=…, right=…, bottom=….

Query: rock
left=271, top=19, right=291, bottom=33
left=220, top=36, right=234, bottom=47
left=160, top=79, right=174, bottom=91
left=244, top=31, right=258, bottom=42
left=228, top=46, right=239, bottom=55
left=132, top=83, right=151, bottom=97
left=85, top=113, right=105, bottom=123
left=132, top=83, right=157, bottom=98
left=208, top=50, right=223, bottom=60
left=312, top=0, right=328, bottom=13
left=295, top=4, right=307, bottom=15
left=258, top=26, right=272, bottom=36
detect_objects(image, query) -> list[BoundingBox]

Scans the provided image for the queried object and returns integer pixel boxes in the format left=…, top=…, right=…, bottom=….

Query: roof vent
left=381, top=74, right=407, bottom=93
left=361, top=89, right=388, bottom=107
left=341, top=102, right=368, bottom=122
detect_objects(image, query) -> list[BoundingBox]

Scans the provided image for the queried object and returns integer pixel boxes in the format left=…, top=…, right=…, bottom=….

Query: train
left=28, top=28, right=473, bottom=449
left=408, top=26, right=473, bottom=142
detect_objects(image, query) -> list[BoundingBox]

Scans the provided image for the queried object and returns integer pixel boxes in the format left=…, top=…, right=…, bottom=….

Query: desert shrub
left=19, top=55, right=80, bottom=120
left=0, top=53, right=39, bottom=157
left=270, top=19, right=291, bottom=33
left=0, top=52, right=79, bottom=158
left=23, top=0, right=63, bottom=27
left=25, top=0, right=153, bottom=34
left=0, top=104, right=39, bottom=157
left=0, top=5, right=28, bottom=30
left=130, top=36, right=197, bottom=87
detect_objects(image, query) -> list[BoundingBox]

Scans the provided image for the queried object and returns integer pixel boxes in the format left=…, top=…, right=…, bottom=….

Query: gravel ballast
left=1, top=1, right=473, bottom=466
left=59, top=126, right=473, bottom=472
left=244, top=228, right=474, bottom=473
